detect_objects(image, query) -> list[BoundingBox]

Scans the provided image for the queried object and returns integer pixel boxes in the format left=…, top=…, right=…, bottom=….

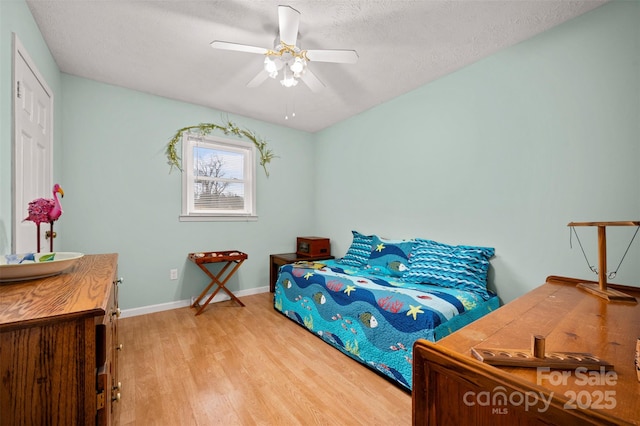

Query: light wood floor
left=116, top=292, right=412, bottom=425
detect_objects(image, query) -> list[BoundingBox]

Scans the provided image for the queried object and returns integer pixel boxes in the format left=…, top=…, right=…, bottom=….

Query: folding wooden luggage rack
left=188, top=250, right=248, bottom=315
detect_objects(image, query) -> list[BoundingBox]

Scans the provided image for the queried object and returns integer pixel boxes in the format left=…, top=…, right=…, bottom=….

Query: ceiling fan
left=211, top=5, right=358, bottom=92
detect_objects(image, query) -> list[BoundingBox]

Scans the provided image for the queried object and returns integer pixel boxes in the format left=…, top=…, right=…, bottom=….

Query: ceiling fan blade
left=278, top=5, right=300, bottom=46
left=211, top=40, right=269, bottom=55
left=247, top=70, right=270, bottom=88
left=305, top=49, right=359, bottom=64
left=300, top=69, right=325, bottom=93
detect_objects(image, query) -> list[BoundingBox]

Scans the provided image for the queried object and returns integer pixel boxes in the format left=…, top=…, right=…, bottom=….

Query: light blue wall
left=60, top=76, right=316, bottom=309
left=0, top=0, right=64, bottom=253
left=315, top=1, right=640, bottom=303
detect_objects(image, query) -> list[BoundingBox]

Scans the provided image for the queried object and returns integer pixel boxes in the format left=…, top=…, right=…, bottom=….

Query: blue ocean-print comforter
left=273, top=259, right=499, bottom=390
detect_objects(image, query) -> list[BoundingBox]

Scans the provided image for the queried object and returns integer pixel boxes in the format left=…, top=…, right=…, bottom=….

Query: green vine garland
left=166, top=120, right=275, bottom=177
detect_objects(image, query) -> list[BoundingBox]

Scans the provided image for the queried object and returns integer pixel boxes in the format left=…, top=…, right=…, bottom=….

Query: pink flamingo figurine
left=23, top=183, right=64, bottom=252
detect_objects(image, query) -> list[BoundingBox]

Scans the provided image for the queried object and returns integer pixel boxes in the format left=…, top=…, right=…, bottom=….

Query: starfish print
left=304, top=272, right=314, bottom=280
left=406, top=305, right=424, bottom=320
left=375, top=243, right=385, bottom=252
left=344, top=285, right=356, bottom=296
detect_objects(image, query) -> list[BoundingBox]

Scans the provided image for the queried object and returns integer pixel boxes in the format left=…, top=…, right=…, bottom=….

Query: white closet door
left=13, top=34, right=54, bottom=253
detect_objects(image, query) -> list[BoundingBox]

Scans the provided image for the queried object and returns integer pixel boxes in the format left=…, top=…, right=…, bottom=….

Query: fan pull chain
left=292, top=92, right=296, bottom=118
left=284, top=87, right=296, bottom=120
left=570, top=225, right=640, bottom=278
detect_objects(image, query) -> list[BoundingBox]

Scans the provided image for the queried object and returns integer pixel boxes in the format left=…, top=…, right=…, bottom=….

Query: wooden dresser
left=0, top=253, right=121, bottom=426
left=413, top=276, right=640, bottom=425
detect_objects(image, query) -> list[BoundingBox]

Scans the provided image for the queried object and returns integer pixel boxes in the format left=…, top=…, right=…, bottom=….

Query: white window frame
left=179, top=133, right=257, bottom=222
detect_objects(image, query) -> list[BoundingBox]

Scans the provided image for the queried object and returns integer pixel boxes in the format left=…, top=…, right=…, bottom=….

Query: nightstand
left=269, top=252, right=335, bottom=292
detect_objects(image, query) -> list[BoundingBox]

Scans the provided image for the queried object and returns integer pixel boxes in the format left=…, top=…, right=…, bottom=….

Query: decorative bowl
left=0, top=252, right=84, bottom=282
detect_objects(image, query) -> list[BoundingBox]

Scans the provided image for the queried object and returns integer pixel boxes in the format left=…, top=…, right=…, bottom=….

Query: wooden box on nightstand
left=296, top=236, right=331, bottom=257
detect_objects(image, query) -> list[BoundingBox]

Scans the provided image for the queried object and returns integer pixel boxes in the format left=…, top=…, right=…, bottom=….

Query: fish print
left=391, top=342, right=408, bottom=351
left=284, top=310, right=304, bottom=325
left=312, top=292, right=326, bottom=305
left=387, top=261, right=408, bottom=273
left=359, top=312, right=379, bottom=328
left=318, top=331, right=345, bottom=348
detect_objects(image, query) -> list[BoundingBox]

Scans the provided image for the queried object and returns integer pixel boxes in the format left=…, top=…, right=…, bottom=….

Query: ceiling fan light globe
left=280, top=76, right=298, bottom=87
left=264, top=57, right=278, bottom=74
left=290, top=57, right=305, bottom=74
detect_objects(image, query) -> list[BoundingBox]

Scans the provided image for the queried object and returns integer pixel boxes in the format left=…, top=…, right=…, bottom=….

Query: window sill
left=179, top=214, right=258, bottom=222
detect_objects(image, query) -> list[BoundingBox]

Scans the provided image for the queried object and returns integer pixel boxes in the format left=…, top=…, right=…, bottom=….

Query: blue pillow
left=339, top=230, right=373, bottom=267
left=404, top=238, right=494, bottom=297
left=366, top=235, right=414, bottom=277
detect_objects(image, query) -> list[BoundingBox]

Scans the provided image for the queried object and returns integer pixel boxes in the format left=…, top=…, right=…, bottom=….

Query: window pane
left=194, top=181, right=245, bottom=210
left=194, top=147, right=244, bottom=180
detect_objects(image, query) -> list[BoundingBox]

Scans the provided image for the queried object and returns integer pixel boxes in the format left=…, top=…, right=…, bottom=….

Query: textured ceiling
left=26, top=0, right=608, bottom=133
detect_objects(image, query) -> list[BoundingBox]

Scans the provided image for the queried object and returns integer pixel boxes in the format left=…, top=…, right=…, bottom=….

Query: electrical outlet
left=170, top=269, right=178, bottom=280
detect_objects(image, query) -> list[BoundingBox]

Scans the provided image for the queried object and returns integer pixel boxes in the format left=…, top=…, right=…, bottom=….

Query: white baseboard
left=120, top=286, right=270, bottom=318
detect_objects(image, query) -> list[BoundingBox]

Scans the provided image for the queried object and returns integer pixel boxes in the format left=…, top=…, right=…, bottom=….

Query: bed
left=273, top=231, right=500, bottom=391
